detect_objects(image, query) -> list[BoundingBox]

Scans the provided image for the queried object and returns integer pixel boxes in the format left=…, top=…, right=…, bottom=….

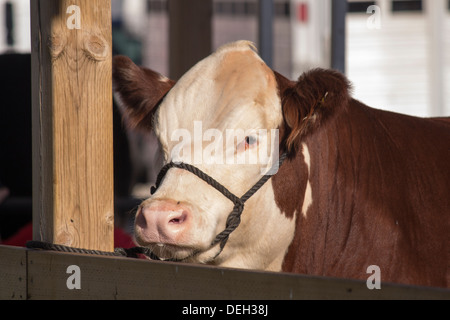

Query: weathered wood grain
left=30, top=0, right=114, bottom=251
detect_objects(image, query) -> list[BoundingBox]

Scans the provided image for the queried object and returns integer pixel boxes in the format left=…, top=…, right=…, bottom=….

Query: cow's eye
left=245, top=136, right=257, bottom=147
left=237, top=135, right=258, bottom=152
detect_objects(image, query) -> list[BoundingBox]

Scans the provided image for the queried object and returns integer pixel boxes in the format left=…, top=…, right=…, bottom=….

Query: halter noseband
left=149, top=153, right=287, bottom=262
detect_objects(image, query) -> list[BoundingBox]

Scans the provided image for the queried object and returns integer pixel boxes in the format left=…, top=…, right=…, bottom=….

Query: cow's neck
left=274, top=103, right=356, bottom=275
left=275, top=100, right=415, bottom=278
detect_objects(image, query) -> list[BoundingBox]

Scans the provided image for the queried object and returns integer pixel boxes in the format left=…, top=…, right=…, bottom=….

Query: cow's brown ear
left=275, top=68, right=351, bottom=154
left=112, top=55, right=175, bottom=131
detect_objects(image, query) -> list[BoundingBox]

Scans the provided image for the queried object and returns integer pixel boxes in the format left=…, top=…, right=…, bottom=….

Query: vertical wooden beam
left=331, top=0, right=347, bottom=74
left=30, top=0, right=114, bottom=251
left=258, top=0, right=274, bottom=68
left=168, top=0, right=212, bottom=80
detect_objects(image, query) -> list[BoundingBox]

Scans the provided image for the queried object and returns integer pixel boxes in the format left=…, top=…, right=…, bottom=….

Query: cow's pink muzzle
left=135, top=200, right=192, bottom=246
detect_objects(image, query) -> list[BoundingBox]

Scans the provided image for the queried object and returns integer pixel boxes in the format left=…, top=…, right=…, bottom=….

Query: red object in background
left=2, top=222, right=136, bottom=249
left=297, top=3, right=309, bottom=23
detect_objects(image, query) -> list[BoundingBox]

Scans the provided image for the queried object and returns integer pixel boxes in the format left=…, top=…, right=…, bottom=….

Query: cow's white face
left=114, top=41, right=296, bottom=270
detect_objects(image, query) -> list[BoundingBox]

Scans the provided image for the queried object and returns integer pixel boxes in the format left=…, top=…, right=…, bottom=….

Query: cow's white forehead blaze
left=154, top=41, right=283, bottom=161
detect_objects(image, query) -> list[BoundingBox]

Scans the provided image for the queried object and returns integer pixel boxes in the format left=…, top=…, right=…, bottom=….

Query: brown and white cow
left=113, top=41, right=449, bottom=288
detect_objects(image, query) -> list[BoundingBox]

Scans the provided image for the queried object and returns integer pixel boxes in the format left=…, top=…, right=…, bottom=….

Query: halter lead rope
left=151, top=153, right=288, bottom=260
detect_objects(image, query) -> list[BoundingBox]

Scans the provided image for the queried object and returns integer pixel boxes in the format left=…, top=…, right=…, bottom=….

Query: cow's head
left=113, top=41, right=350, bottom=269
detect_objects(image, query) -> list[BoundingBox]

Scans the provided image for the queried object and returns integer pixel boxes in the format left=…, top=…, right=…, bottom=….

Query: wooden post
left=168, top=0, right=212, bottom=80
left=30, top=0, right=114, bottom=251
left=258, top=0, right=274, bottom=68
left=331, top=0, right=347, bottom=74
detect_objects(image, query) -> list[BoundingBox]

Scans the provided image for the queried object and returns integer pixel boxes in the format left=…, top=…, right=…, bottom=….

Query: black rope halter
left=150, top=152, right=288, bottom=261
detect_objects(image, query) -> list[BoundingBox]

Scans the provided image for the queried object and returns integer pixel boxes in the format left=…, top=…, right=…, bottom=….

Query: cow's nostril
left=169, top=211, right=187, bottom=224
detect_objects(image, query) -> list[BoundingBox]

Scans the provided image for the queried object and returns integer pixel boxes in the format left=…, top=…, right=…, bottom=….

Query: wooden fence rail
left=1, top=245, right=449, bottom=300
